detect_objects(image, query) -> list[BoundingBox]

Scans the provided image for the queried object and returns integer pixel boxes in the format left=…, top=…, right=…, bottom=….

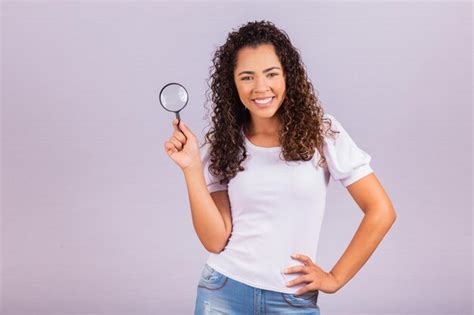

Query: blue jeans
left=194, top=263, right=321, bottom=314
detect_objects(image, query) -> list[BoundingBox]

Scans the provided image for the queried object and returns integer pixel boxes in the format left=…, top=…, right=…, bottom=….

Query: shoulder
left=321, top=113, right=342, bottom=141
left=321, top=113, right=340, bottom=129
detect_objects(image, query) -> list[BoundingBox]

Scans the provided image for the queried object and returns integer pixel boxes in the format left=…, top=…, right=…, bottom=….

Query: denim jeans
left=194, top=263, right=320, bottom=314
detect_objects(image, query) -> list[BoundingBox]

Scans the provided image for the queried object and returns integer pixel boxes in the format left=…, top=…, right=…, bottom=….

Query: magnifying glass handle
left=175, top=111, right=187, bottom=141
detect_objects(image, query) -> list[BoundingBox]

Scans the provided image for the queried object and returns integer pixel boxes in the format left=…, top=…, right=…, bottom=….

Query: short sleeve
left=322, top=113, right=374, bottom=187
left=200, top=142, right=228, bottom=193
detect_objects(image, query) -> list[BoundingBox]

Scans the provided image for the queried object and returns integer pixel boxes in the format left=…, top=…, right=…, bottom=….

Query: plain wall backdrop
left=1, top=1, right=472, bottom=314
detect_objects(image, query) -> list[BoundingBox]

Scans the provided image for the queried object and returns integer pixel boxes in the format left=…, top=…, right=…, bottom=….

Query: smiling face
left=234, top=43, right=286, bottom=133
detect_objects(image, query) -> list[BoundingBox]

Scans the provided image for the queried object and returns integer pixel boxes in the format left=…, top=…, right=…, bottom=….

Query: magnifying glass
left=159, top=82, right=189, bottom=139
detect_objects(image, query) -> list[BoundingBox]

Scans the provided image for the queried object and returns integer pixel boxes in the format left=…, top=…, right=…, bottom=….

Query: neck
left=244, top=117, right=282, bottom=135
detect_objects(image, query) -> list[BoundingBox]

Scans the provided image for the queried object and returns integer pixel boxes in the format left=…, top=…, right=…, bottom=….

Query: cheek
left=236, top=84, right=251, bottom=98
left=235, top=88, right=248, bottom=104
left=277, top=81, right=286, bottom=95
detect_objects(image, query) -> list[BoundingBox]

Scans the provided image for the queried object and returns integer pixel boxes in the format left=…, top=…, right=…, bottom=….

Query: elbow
left=203, top=239, right=221, bottom=253
left=392, top=208, right=397, bottom=222
left=366, top=204, right=397, bottom=225
left=206, top=234, right=231, bottom=254
left=384, top=207, right=397, bottom=225
left=387, top=206, right=397, bottom=223
left=205, top=241, right=221, bottom=254
left=207, top=244, right=225, bottom=254
left=385, top=207, right=397, bottom=228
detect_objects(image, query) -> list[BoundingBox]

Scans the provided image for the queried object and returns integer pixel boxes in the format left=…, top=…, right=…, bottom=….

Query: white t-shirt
left=199, top=113, right=374, bottom=294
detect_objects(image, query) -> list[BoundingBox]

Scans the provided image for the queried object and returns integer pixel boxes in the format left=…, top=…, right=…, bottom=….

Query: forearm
left=329, top=207, right=396, bottom=290
left=182, top=163, right=227, bottom=253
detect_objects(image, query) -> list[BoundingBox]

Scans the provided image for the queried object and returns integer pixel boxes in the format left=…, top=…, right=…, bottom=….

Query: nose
left=253, top=75, right=270, bottom=93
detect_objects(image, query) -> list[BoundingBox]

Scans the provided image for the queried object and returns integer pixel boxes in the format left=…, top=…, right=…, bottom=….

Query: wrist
left=329, top=271, right=344, bottom=292
left=182, top=161, right=203, bottom=174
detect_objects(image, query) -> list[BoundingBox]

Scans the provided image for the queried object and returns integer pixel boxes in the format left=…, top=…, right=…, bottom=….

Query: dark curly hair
left=201, top=20, right=339, bottom=185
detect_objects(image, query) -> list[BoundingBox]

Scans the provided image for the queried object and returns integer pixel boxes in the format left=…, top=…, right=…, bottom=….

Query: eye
left=241, top=73, right=278, bottom=81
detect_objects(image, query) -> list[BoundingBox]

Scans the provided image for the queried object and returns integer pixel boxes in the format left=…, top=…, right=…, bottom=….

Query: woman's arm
left=329, top=173, right=397, bottom=291
left=183, top=164, right=231, bottom=254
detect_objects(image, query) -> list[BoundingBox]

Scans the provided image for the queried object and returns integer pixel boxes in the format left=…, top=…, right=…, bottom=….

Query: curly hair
left=201, top=20, right=339, bottom=185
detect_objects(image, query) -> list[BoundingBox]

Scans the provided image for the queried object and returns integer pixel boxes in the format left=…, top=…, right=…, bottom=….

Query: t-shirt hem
left=341, top=165, right=374, bottom=187
left=205, top=261, right=298, bottom=294
left=207, top=185, right=228, bottom=193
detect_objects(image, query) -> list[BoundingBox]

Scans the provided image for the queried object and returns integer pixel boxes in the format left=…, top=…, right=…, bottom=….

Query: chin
left=251, top=109, right=280, bottom=118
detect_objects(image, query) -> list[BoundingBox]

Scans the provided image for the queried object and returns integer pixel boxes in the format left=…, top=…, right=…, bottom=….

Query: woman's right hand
left=164, top=119, right=202, bottom=171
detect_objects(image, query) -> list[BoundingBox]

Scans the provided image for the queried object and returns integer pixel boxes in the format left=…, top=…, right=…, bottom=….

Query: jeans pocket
left=281, top=290, right=319, bottom=308
left=198, top=264, right=228, bottom=291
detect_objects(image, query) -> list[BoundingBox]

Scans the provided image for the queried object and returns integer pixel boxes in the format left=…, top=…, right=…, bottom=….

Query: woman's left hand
left=284, top=253, right=341, bottom=295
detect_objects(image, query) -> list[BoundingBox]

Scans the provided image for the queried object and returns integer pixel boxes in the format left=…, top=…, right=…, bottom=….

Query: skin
left=234, top=43, right=286, bottom=146
left=234, top=43, right=397, bottom=296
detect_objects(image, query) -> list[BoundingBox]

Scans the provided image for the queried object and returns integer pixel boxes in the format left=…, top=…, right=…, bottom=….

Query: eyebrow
left=237, top=66, right=282, bottom=76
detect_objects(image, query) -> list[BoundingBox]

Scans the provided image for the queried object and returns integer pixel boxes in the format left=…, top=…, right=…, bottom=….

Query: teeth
left=254, top=97, right=273, bottom=104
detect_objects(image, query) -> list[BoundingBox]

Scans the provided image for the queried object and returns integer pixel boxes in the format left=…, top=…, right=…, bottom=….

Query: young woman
left=164, top=20, right=396, bottom=314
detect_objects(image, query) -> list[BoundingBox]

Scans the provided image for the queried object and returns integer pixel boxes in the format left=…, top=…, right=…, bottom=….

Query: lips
left=252, top=96, right=275, bottom=106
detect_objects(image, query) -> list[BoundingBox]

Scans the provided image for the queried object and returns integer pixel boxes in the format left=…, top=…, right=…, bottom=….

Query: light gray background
left=1, top=1, right=472, bottom=314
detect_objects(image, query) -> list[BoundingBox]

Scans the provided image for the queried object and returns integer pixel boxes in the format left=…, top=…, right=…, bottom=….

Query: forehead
left=234, top=44, right=282, bottom=70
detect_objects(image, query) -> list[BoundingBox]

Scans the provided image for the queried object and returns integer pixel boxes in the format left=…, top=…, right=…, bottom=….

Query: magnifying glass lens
left=160, top=84, right=188, bottom=111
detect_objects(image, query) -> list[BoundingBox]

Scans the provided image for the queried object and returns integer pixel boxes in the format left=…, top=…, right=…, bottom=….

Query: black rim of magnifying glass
left=159, top=82, right=189, bottom=140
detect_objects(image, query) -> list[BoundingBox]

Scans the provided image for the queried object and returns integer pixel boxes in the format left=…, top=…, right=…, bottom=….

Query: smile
left=252, top=96, right=275, bottom=107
